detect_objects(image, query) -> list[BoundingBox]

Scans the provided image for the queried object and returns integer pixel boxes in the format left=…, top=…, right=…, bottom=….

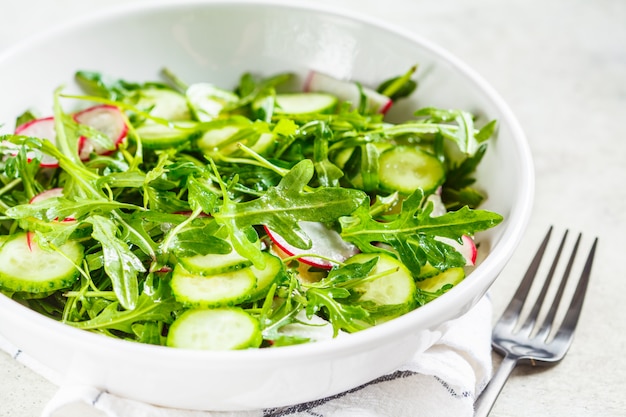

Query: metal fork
left=474, top=227, right=598, bottom=417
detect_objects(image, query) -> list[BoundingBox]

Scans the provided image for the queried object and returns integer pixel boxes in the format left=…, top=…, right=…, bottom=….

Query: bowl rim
left=0, top=0, right=535, bottom=363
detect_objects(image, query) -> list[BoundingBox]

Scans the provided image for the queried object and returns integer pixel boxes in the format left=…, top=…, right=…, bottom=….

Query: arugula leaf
left=14, top=110, right=37, bottom=129
left=5, top=196, right=140, bottom=222
left=309, top=122, right=343, bottom=187
left=305, top=287, right=370, bottom=335
left=340, top=190, right=503, bottom=275
left=232, top=72, right=294, bottom=110
left=214, top=160, right=366, bottom=259
left=302, top=260, right=379, bottom=335
left=377, top=65, right=418, bottom=100
left=476, top=120, right=497, bottom=143
left=89, top=215, right=146, bottom=310
left=167, top=219, right=230, bottom=258
left=443, top=143, right=488, bottom=210
left=187, top=176, right=218, bottom=214
left=67, top=288, right=179, bottom=334
left=359, top=143, right=381, bottom=192
left=412, top=107, right=480, bottom=156
left=0, top=139, right=42, bottom=200
left=74, top=71, right=144, bottom=101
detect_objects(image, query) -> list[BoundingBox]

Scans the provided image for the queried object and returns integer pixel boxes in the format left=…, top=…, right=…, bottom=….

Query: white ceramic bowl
left=0, top=0, right=534, bottom=411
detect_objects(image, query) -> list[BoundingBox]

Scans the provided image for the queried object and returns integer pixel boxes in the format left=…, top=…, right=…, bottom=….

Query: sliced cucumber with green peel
left=247, top=252, right=286, bottom=301
left=135, top=88, right=191, bottom=121
left=186, top=83, right=239, bottom=121
left=133, top=87, right=196, bottom=149
left=171, top=265, right=256, bottom=307
left=331, top=147, right=355, bottom=169
left=196, top=124, right=243, bottom=156
left=416, top=262, right=441, bottom=280
left=135, top=120, right=199, bottom=149
left=416, top=266, right=465, bottom=293
left=0, top=233, right=84, bottom=293
left=346, top=253, right=416, bottom=309
left=378, top=146, right=445, bottom=195
left=196, top=118, right=276, bottom=157
left=166, top=307, right=262, bottom=350
left=178, top=247, right=253, bottom=275
left=250, top=132, right=276, bottom=156
left=274, top=93, right=338, bottom=115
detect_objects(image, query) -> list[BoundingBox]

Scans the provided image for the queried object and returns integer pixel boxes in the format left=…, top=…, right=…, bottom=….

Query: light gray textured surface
left=1, top=0, right=625, bottom=416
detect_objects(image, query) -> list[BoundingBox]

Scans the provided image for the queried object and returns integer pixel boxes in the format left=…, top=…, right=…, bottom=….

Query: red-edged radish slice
left=425, top=191, right=447, bottom=217
left=29, top=187, right=64, bottom=204
left=29, top=187, right=76, bottom=222
left=14, top=117, right=60, bottom=168
left=436, top=235, right=477, bottom=266
left=264, top=221, right=359, bottom=270
left=26, top=230, right=35, bottom=252
left=74, top=104, right=127, bottom=160
left=304, top=70, right=393, bottom=115
left=425, top=189, right=476, bottom=265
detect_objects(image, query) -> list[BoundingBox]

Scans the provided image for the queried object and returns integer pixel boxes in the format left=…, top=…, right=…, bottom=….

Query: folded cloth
left=0, top=296, right=493, bottom=417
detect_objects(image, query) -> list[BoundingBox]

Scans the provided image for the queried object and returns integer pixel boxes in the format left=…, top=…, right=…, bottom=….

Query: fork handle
left=474, top=355, right=518, bottom=417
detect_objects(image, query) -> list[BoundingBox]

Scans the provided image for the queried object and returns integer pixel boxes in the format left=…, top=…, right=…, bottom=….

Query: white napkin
left=0, top=296, right=492, bottom=417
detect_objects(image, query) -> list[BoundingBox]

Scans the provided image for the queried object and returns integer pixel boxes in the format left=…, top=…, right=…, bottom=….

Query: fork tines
left=499, top=226, right=598, bottom=348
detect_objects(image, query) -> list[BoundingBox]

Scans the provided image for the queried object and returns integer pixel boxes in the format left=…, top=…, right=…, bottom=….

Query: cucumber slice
left=331, top=147, right=354, bottom=169
left=250, top=132, right=276, bottom=156
left=304, top=70, right=393, bottom=114
left=171, top=265, right=256, bottom=307
left=135, top=120, right=199, bottom=149
left=166, top=307, right=262, bottom=350
left=415, top=267, right=465, bottom=293
left=178, top=248, right=253, bottom=276
left=0, top=233, right=84, bottom=293
left=378, top=146, right=445, bottom=195
left=196, top=125, right=243, bottom=156
left=247, top=252, right=286, bottom=301
left=274, top=93, right=338, bottom=115
left=416, top=262, right=441, bottom=280
left=186, top=83, right=239, bottom=121
left=196, top=117, right=276, bottom=157
left=346, top=253, right=416, bottom=308
left=136, top=88, right=191, bottom=121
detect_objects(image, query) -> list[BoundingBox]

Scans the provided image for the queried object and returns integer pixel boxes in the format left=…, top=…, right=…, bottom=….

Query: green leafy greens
left=0, top=67, right=502, bottom=348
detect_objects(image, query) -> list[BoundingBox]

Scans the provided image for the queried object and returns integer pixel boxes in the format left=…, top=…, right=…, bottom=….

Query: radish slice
left=14, top=117, right=60, bottom=168
left=26, top=231, right=35, bottom=252
left=264, top=221, right=359, bottom=270
left=74, top=104, right=127, bottom=159
left=29, top=187, right=65, bottom=204
left=426, top=190, right=476, bottom=265
left=304, top=71, right=393, bottom=114
left=29, top=187, right=76, bottom=222
left=436, top=235, right=477, bottom=266
left=426, top=189, right=447, bottom=217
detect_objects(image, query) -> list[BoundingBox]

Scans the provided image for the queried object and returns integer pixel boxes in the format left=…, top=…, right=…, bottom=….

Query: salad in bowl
left=0, top=66, right=501, bottom=350
left=0, top=0, right=532, bottom=410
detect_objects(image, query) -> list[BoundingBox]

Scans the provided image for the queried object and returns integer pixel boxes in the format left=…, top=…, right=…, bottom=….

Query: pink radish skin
left=304, top=71, right=393, bottom=115
left=427, top=191, right=476, bottom=266
left=29, top=187, right=76, bottom=222
left=12, top=104, right=127, bottom=167
left=436, top=235, right=477, bottom=266
left=28, top=189, right=68, bottom=250
left=74, top=104, right=127, bottom=159
left=264, top=222, right=359, bottom=270
left=26, top=231, right=35, bottom=252
left=29, top=187, right=65, bottom=204
left=14, top=117, right=60, bottom=168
